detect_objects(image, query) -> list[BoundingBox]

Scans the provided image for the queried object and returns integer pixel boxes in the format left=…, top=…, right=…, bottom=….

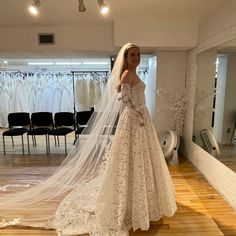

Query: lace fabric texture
left=55, top=80, right=177, bottom=235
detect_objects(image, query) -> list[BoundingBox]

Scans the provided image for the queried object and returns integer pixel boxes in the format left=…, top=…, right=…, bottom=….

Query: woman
left=55, top=43, right=177, bottom=235
left=0, top=43, right=176, bottom=235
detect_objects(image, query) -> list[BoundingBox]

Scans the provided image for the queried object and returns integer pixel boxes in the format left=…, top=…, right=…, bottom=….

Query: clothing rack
left=0, top=70, right=110, bottom=77
left=71, top=70, right=109, bottom=77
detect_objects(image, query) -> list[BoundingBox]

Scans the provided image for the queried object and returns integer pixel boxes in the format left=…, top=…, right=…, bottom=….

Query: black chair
left=27, top=112, right=53, bottom=154
left=48, top=112, right=75, bottom=154
left=75, top=107, right=94, bottom=139
left=2, top=112, right=31, bottom=155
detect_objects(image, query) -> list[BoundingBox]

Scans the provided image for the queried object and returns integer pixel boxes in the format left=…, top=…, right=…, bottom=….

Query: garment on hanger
left=0, top=71, right=109, bottom=127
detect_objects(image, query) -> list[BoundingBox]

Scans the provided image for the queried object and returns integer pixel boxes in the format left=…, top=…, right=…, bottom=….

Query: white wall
left=184, top=0, right=236, bottom=211
left=114, top=18, right=197, bottom=48
left=0, top=24, right=114, bottom=54
left=155, top=51, right=186, bottom=136
left=0, top=18, right=198, bottom=56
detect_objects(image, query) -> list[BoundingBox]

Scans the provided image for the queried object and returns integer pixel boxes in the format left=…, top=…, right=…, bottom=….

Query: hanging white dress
left=94, top=80, right=102, bottom=106
left=55, top=80, right=177, bottom=235
left=53, top=81, right=62, bottom=113
left=88, top=79, right=96, bottom=107
left=76, top=79, right=86, bottom=110
left=28, top=79, right=38, bottom=113
left=39, top=80, right=54, bottom=112
left=0, top=85, right=11, bottom=127
left=10, top=80, right=29, bottom=113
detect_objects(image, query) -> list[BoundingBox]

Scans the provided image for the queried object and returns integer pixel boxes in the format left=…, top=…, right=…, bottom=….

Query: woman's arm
left=119, top=71, right=144, bottom=126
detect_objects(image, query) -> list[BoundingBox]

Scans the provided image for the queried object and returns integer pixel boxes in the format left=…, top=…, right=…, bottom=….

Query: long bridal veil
left=0, top=44, right=131, bottom=228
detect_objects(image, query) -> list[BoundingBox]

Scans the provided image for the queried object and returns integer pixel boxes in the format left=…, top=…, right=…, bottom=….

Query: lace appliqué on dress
left=119, top=83, right=144, bottom=126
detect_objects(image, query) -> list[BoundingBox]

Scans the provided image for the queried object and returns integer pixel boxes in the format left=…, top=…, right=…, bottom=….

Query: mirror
left=193, top=38, right=236, bottom=173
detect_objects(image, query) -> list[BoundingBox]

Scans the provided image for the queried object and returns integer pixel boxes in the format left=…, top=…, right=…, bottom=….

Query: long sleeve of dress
left=119, top=83, right=144, bottom=126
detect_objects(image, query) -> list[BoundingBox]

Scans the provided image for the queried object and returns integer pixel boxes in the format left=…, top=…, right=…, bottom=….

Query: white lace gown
left=55, top=80, right=177, bottom=236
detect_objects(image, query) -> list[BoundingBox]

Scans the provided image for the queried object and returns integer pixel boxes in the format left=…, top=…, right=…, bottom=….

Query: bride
left=0, top=43, right=177, bottom=235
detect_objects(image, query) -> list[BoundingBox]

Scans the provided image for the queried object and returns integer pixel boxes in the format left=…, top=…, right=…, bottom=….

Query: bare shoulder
left=120, top=70, right=134, bottom=84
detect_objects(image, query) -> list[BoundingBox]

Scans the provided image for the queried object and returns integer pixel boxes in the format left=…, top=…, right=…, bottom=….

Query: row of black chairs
left=2, top=109, right=94, bottom=155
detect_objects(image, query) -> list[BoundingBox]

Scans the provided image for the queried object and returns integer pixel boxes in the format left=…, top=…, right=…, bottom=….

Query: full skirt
left=55, top=106, right=177, bottom=235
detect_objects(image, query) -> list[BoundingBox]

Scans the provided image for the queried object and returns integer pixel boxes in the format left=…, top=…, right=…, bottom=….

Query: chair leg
left=33, top=135, right=37, bottom=146
left=45, top=135, right=48, bottom=154
left=21, top=135, right=25, bottom=155
left=57, top=136, right=60, bottom=146
left=3, top=135, right=6, bottom=155
left=54, top=135, right=57, bottom=146
left=65, top=135, right=67, bottom=155
left=27, top=135, right=30, bottom=154
left=11, top=136, right=14, bottom=147
left=47, top=135, right=50, bottom=155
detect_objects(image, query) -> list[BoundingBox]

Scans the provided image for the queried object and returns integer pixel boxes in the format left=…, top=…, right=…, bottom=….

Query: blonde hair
left=116, top=43, right=140, bottom=92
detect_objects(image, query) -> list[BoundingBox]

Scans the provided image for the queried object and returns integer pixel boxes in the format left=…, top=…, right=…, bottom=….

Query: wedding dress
left=10, top=79, right=30, bottom=113
left=0, top=43, right=176, bottom=235
left=55, top=80, right=177, bottom=236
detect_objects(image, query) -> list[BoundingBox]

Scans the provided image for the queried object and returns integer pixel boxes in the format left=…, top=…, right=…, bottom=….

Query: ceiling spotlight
left=28, top=0, right=41, bottom=15
left=97, top=0, right=109, bottom=14
left=78, top=0, right=86, bottom=12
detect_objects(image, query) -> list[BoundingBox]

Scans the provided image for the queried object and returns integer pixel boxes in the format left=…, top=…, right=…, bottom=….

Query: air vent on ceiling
left=38, top=33, right=55, bottom=45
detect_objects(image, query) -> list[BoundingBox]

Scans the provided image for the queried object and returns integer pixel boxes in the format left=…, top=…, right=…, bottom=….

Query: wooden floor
left=0, top=130, right=236, bottom=235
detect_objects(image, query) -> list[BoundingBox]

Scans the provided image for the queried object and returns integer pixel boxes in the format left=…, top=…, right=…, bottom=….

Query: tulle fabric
left=0, top=43, right=126, bottom=229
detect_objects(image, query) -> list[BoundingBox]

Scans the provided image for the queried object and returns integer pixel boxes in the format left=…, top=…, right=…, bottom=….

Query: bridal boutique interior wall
left=0, top=19, right=198, bottom=54
left=114, top=18, right=198, bottom=48
left=0, top=24, right=114, bottom=54
left=184, top=0, right=236, bottom=210
left=155, top=51, right=186, bottom=136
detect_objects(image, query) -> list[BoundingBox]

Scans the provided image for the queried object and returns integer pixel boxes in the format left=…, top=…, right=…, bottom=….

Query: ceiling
left=0, top=0, right=225, bottom=27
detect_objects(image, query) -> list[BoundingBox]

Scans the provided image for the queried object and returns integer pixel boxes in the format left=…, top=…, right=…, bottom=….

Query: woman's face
left=126, top=47, right=140, bottom=69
